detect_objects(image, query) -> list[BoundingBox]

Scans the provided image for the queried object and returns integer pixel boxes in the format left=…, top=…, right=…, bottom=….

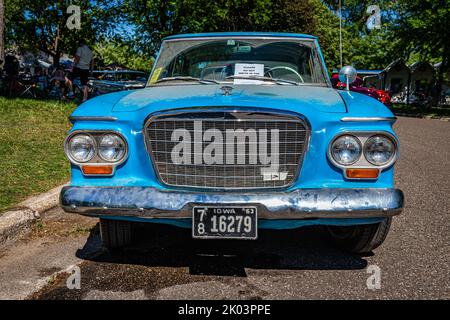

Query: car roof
left=163, top=32, right=317, bottom=41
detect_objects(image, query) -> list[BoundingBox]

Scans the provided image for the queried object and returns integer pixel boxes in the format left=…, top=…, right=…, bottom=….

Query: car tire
left=326, top=218, right=392, bottom=254
left=99, top=219, right=132, bottom=250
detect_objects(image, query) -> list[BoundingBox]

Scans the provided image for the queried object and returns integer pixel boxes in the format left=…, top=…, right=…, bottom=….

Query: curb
left=0, top=184, right=65, bottom=246
left=395, top=113, right=450, bottom=121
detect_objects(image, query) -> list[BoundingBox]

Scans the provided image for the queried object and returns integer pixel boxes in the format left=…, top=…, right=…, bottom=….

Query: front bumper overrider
left=60, top=187, right=404, bottom=219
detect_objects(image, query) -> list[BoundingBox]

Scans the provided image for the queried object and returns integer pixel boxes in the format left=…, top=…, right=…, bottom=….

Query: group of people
left=2, top=39, right=94, bottom=102
left=50, top=39, right=94, bottom=102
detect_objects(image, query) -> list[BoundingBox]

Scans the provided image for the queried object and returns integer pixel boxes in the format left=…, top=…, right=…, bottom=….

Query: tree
left=122, top=0, right=272, bottom=55
left=93, top=40, right=154, bottom=72
left=393, top=0, right=450, bottom=103
left=309, top=0, right=351, bottom=71
left=320, top=0, right=400, bottom=70
left=270, top=0, right=315, bottom=35
left=122, top=0, right=347, bottom=71
left=269, top=0, right=350, bottom=71
left=5, top=0, right=115, bottom=65
left=0, top=0, right=4, bottom=67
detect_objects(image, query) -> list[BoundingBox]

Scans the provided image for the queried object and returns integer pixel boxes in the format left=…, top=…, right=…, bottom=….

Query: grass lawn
left=0, top=97, right=76, bottom=212
left=391, top=104, right=450, bottom=118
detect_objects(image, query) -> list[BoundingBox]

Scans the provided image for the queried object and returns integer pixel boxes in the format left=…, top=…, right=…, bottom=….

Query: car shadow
left=76, top=222, right=369, bottom=277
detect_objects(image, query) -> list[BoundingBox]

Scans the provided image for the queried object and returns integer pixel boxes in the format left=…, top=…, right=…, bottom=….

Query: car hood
left=110, top=84, right=347, bottom=113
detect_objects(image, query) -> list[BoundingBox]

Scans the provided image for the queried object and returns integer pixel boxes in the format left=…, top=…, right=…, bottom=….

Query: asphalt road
left=0, top=117, right=448, bottom=300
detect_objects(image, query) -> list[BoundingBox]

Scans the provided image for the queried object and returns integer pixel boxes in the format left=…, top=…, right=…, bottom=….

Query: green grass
left=391, top=104, right=450, bottom=118
left=0, top=97, right=76, bottom=212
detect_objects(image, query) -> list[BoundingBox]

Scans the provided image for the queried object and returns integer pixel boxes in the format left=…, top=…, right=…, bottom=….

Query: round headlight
left=98, top=134, right=126, bottom=162
left=68, top=134, right=95, bottom=163
left=331, top=135, right=362, bottom=165
left=364, top=135, right=396, bottom=166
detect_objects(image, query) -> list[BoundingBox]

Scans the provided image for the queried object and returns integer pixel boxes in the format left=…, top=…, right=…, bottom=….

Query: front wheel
left=326, top=218, right=392, bottom=254
left=99, top=219, right=133, bottom=250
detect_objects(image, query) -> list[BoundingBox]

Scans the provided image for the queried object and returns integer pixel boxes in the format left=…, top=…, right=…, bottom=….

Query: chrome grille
left=144, top=110, right=309, bottom=190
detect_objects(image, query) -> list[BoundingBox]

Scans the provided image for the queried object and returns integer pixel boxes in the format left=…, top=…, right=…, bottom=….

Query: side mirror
left=338, top=66, right=357, bottom=91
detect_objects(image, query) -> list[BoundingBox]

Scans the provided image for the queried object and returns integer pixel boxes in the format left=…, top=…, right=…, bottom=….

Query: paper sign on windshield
left=233, top=63, right=264, bottom=85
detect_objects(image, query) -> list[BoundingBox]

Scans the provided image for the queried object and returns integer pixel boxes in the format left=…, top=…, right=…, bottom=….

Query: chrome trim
left=69, top=116, right=117, bottom=122
left=64, top=132, right=96, bottom=164
left=340, top=117, right=397, bottom=122
left=60, top=186, right=404, bottom=219
left=327, top=131, right=399, bottom=179
left=97, top=134, right=128, bottom=163
left=163, top=36, right=316, bottom=43
left=142, top=107, right=311, bottom=191
left=363, top=135, right=397, bottom=166
left=329, top=134, right=362, bottom=166
left=64, top=130, right=129, bottom=175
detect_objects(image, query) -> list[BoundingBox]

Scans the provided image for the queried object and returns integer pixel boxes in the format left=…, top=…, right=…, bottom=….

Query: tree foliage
left=5, top=0, right=115, bottom=64
left=120, top=0, right=346, bottom=70
left=3, top=0, right=448, bottom=80
left=93, top=40, right=154, bottom=72
left=392, top=0, right=450, bottom=102
left=122, top=0, right=272, bottom=56
left=393, top=0, right=449, bottom=69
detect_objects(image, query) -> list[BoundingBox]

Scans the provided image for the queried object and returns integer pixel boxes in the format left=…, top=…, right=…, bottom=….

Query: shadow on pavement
left=76, top=222, right=369, bottom=277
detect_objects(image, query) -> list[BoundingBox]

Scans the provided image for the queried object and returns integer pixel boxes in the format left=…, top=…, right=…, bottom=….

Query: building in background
left=357, top=60, right=448, bottom=105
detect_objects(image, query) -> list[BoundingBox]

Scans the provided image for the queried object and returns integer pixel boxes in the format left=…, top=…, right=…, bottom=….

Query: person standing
left=72, top=39, right=94, bottom=102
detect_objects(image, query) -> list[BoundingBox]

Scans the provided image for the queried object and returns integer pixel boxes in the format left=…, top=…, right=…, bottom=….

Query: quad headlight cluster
left=329, top=132, right=398, bottom=179
left=65, top=131, right=128, bottom=174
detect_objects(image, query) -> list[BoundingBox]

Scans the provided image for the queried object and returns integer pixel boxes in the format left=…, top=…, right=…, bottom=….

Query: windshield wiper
left=225, top=75, right=299, bottom=86
left=154, top=76, right=219, bottom=85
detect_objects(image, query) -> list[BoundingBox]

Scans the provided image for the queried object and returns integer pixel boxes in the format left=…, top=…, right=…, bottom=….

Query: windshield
left=148, top=37, right=329, bottom=86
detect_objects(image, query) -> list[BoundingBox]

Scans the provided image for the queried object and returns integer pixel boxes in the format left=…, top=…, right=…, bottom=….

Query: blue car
left=61, top=32, right=403, bottom=253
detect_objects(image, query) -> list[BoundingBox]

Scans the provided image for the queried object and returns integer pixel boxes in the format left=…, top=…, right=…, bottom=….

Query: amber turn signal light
left=82, top=165, right=113, bottom=175
left=346, top=168, right=379, bottom=179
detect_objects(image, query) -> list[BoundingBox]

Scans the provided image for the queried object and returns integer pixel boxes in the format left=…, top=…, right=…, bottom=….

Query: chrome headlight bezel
left=329, top=134, right=363, bottom=166
left=363, top=134, right=398, bottom=167
left=65, top=133, right=96, bottom=164
left=64, top=130, right=128, bottom=167
left=98, top=134, right=127, bottom=163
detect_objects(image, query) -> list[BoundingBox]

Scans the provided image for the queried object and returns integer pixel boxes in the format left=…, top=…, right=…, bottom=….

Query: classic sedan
left=61, top=32, right=403, bottom=254
left=89, top=70, right=148, bottom=95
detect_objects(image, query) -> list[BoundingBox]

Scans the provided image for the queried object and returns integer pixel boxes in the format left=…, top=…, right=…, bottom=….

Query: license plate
left=192, top=206, right=257, bottom=239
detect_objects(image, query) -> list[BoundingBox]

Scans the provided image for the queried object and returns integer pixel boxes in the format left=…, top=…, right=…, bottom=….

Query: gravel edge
left=0, top=184, right=66, bottom=246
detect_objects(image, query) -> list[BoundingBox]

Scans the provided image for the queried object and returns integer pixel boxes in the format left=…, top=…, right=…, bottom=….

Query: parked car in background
left=89, top=70, right=148, bottom=95
left=61, top=33, right=403, bottom=255
left=331, top=72, right=392, bottom=106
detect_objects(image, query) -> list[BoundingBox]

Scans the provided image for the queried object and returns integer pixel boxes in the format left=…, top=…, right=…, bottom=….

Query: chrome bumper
left=60, top=187, right=404, bottom=219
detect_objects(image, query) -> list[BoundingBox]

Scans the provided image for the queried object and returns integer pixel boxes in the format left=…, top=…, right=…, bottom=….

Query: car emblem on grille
left=220, top=86, right=233, bottom=96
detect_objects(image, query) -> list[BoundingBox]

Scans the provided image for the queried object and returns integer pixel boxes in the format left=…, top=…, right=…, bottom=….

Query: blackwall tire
left=99, top=219, right=133, bottom=250
left=326, top=218, right=392, bottom=254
